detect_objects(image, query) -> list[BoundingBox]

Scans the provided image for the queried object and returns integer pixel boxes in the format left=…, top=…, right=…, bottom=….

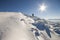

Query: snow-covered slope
left=0, top=12, right=60, bottom=40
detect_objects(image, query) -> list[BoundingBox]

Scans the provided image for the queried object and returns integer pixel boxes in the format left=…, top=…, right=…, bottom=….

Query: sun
left=39, top=4, right=46, bottom=12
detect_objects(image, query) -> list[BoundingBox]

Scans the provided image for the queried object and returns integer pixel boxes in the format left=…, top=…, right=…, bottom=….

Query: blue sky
left=0, top=0, right=60, bottom=19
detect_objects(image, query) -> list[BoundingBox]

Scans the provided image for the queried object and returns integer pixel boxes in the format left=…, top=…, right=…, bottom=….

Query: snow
left=0, top=12, right=60, bottom=40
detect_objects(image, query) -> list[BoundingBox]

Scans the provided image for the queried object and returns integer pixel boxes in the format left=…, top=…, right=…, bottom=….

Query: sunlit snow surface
left=0, top=12, right=60, bottom=40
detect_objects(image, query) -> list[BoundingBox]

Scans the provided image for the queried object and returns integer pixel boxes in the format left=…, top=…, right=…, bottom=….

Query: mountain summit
left=0, top=12, right=60, bottom=40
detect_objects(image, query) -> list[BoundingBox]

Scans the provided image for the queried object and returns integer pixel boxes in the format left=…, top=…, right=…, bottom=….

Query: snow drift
left=0, top=12, right=60, bottom=40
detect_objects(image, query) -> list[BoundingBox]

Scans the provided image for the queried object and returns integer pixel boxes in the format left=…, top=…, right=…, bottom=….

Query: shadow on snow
left=32, top=22, right=51, bottom=38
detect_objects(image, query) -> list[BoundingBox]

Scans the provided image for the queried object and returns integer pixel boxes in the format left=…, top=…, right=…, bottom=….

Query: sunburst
left=39, top=4, right=47, bottom=12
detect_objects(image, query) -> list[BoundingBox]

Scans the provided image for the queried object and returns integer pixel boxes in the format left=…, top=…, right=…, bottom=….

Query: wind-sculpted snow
left=0, top=12, right=35, bottom=40
left=32, top=21, right=60, bottom=40
left=0, top=12, right=60, bottom=40
left=32, top=22, right=51, bottom=38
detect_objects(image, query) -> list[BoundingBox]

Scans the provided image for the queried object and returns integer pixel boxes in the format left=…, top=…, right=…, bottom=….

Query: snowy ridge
left=0, top=12, right=60, bottom=40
